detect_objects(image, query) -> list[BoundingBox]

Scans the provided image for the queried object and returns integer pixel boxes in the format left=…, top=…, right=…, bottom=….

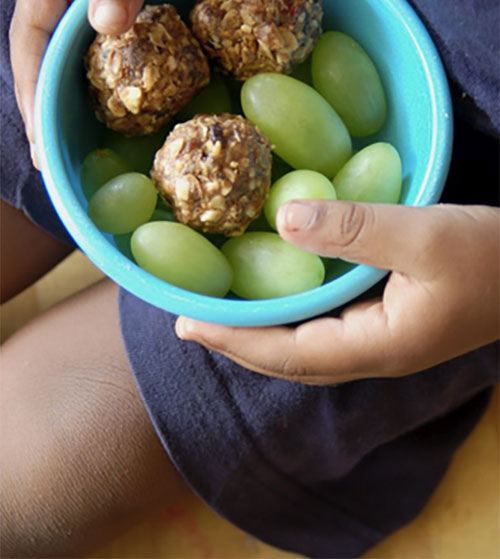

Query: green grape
left=241, top=73, right=352, bottom=178
left=102, top=124, right=171, bottom=174
left=311, top=31, right=387, bottom=137
left=88, top=172, right=158, bottom=234
left=175, top=72, right=232, bottom=121
left=332, top=142, right=402, bottom=203
left=264, top=169, right=337, bottom=230
left=131, top=222, right=232, bottom=297
left=80, top=149, right=130, bottom=200
left=221, top=232, right=325, bottom=299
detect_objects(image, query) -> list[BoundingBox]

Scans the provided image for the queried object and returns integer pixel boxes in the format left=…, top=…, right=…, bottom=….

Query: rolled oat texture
left=190, top=0, right=323, bottom=80
left=152, top=114, right=272, bottom=236
left=85, top=4, right=210, bottom=135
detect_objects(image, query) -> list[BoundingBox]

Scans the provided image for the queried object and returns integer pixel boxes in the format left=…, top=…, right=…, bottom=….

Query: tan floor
left=1, top=250, right=499, bottom=559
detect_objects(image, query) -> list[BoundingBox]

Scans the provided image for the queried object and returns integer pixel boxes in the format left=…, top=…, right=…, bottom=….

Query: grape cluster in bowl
left=82, top=1, right=400, bottom=301
left=35, top=0, right=452, bottom=325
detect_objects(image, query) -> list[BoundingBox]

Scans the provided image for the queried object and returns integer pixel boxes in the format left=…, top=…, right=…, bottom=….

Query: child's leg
left=0, top=200, right=73, bottom=303
left=0, top=279, right=189, bottom=557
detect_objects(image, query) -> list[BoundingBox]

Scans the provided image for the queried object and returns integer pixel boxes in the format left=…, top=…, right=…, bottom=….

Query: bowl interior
left=35, top=0, right=452, bottom=326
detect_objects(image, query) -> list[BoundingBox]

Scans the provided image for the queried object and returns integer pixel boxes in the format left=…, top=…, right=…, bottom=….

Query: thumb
left=276, top=199, right=436, bottom=276
left=88, top=0, right=144, bottom=35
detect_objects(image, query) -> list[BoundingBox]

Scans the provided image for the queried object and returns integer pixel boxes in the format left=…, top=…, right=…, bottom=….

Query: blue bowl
left=34, top=0, right=452, bottom=326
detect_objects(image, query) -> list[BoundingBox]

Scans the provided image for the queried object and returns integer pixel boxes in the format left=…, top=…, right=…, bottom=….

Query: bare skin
left=0, top=164, right=190, bottom=558
left=177, top=201, right=500, bottom=384
left=0, top=278, right=189, bottom=558
left=0, top=201, right=73, bottom=303
left=0, top=167, right=189, bottom=559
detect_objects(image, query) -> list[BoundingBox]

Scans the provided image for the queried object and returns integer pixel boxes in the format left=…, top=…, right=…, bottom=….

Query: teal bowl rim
left=34, top=0, right=453, bottom=326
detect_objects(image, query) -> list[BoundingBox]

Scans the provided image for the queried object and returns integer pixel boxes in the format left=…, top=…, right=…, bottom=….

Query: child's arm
left=177, top=200, right=500, bottom=385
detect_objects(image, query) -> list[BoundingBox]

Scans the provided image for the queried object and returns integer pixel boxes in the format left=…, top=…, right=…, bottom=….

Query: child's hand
left=176, top=201, right=500, bottom=385
left=9, top=0, right=144, bottom=168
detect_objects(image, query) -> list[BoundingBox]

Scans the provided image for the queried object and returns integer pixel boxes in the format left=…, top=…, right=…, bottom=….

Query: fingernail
left=175, top=317, right=187, bottom=339
left=30, top=142, right=40, bottom=170
left=93, top=1, right=127, bottom=31
left=278, top=202, right=318, bottom=232
left=175, top=317, right=196, bottom=340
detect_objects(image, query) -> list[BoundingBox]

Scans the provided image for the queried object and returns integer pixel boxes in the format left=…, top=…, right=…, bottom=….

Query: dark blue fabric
left=1, top=1, right=499, bottom=557
left=119, top=291, right=498, bottom=557
left=408, top=0, right=500, bottom=137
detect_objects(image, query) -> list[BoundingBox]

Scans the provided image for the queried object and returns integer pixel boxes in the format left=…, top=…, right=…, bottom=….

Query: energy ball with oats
left=190, top=0, right=323, bottom=80
left=152, top=114, right=272, bottom=236
left=84, top=4, right=210, bottom=136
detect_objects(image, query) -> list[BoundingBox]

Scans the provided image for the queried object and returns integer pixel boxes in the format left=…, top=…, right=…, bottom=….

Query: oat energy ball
left=84, top=4, right=210, bottom=136
left=190, top=0, right=323, bottom=80
left=152, top=114, right=272, bottom=236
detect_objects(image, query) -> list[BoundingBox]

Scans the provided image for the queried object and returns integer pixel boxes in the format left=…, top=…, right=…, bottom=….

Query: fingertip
left=176, top=316, right=208, bottom=341
left=175, top=316, right=189, bottom=340
left=18, top=93, right=35, bottom=145
left=276, top=200, right=320, bottom=234
left=30, top=142, right=40, bottom=170
left=89, top=1, right=129, bottom=34
left=275, top=203, right=289, bottom=233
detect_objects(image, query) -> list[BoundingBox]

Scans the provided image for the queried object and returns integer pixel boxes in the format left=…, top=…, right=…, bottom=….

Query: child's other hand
left=9, top=0, right=144, bottom=169
left=176, top=201, right=500, bottom=385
